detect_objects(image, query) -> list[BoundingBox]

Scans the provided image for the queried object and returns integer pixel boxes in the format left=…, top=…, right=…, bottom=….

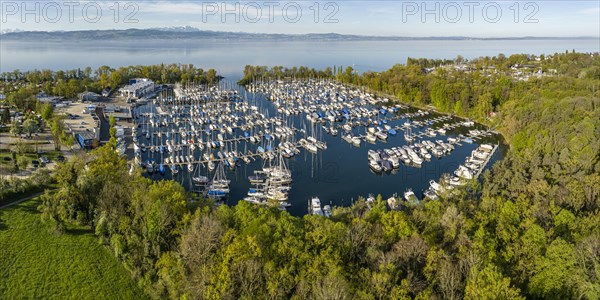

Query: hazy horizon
left=1, top=1, right=598, bottom=38
left=1, top=27, right=599, bottom=40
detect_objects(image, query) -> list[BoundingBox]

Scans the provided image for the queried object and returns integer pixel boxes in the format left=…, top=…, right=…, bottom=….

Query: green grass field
left=0, top=198, right=148, bottom=299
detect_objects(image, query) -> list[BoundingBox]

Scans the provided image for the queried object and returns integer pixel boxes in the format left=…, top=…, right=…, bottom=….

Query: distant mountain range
left=0, top=28, right=596, bottom=41
left=0, top=29, right=24, bottom=35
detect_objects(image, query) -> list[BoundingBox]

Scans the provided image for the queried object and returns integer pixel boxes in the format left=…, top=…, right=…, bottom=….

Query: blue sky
left=1, top=1, right=599, bottom=37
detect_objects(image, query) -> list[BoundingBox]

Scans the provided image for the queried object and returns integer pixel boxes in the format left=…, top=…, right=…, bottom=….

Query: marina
left=129, top=79, right=505, bottom=215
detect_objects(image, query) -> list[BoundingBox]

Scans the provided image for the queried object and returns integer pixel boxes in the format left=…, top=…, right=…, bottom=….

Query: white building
left=37, top=92, right=62, bottom=104
left=79, top=92, right=101, bottom=102
left=120, top=78, right=155, bottom=98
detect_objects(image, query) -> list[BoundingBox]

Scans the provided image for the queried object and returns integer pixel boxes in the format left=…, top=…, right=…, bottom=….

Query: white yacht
left=310, top=197, right=324, bottom=216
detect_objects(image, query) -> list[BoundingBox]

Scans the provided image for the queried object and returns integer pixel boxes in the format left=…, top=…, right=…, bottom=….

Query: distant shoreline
left=1, top=29, right=597, bottom=42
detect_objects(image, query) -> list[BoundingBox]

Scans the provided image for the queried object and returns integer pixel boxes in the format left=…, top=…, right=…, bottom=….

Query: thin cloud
left=140, top=1, right=289, bottom=19
left=577, top=6, right=600, bottom=15
left=141, top=1, right=204, bottom=15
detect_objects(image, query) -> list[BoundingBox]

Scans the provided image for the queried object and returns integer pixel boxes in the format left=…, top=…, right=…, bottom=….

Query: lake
left=1, top=39, right=598, bottom=79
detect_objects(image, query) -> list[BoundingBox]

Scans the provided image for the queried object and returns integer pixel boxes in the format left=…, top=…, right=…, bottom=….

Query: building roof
left=79, top=92, right=101, bottom=100
left=38, top=96, right=61, bottom=103
left=121, top=78, right=154, bottom=92
left=76, top=131, right=96, bottom=140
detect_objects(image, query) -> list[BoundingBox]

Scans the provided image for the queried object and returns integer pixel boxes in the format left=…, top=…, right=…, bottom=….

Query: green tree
left=207, top=69, right=217, bottom=84
left=475, top=91, right=493, bottom=120
left=84, top=66, right=92, bottom=79
left=465, top=264, right=524, bottom=300
left=69, top=79, right=81, bottom=97
left=311, top=271, right=351, bottom=300
left=38, top=191, right=66, bottom=233
left=16, top=155, right=29, bottom=170
left=39, top=102, right=54, bottom=121
left=529, top=238, right=580, bottom=299
left=99, top=73, right=109, bottom=89
left=1, top=107, right=10, bottom=124
left=22, top=117, right=39, bottom=137
left=179, top=211, right=223, bottom=299
left=49, top=117, right=65, bottom=150
left=110, top=71, right=123, bottom=89
left=9, top=120, right=21, bottom=136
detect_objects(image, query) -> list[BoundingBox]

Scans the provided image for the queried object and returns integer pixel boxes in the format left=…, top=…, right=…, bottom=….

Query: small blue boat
left=207, top=190, right=227, bottom=197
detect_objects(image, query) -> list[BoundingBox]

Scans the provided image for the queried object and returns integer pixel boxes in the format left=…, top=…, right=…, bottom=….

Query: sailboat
left=206, top=162, right=230, bottom=199
left=404, top=126, right=414, bottom=141
left=192, top=164, right=209, bottom=185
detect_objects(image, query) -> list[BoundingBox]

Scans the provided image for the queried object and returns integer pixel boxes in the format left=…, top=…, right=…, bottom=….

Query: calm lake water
left=1, top=39, right=598, bottom=79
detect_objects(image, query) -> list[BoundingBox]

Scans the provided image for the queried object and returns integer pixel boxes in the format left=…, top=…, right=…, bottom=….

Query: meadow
left=0, top=198, right=148, bottom=299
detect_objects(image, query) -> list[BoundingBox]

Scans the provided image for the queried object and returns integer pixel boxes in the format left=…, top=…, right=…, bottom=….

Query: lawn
left=0, top=150, right=64, bottom=166
left=0, top=151, right=15, bottom=165
left=0, top=198, right=148, bottom=299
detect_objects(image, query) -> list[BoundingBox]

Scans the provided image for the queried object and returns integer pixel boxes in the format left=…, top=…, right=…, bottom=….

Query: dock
left=475, top=143, right=499, bottom=178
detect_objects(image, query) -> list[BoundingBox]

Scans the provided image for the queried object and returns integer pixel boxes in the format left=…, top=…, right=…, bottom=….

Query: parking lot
left=55, top=102, right=100, bottom=135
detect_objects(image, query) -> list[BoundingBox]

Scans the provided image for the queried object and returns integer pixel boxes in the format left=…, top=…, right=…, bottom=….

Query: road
left=95, top=106, right=110, bottom=142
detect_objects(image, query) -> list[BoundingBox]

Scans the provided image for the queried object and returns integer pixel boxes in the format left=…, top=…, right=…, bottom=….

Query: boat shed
left=79, top=92, right=101, bottom=102
left=120, top=78, right=155, bottom=98
left=104, top=104, right=133, bottom=122
left=75, top=131, right=99, bottom=149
